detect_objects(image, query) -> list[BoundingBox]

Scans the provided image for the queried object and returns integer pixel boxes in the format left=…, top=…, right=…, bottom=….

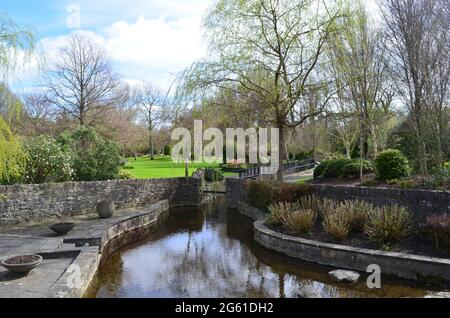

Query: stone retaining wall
left=0, top=178, right=201, bottom=225
left=312, top=184, right=450, bottom=221
left=234, top=200, right=450, bottom=283
left=226, top=178, right=450, bottom=222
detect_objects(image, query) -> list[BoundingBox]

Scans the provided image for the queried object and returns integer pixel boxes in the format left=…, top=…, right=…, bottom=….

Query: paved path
left=284, top=169, right=314, bottom=183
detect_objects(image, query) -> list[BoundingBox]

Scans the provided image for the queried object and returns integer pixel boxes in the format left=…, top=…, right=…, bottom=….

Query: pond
left=89, top=198, right=443, bottom=298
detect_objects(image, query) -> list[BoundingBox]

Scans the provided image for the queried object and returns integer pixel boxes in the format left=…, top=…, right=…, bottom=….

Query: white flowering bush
left=24, top=136, right=73, bottom=184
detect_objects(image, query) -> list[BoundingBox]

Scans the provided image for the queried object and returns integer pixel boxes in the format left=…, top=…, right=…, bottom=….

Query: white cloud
left=105, top=15, right=205, bottom=72
left=10, top=13, right=206, bottom=92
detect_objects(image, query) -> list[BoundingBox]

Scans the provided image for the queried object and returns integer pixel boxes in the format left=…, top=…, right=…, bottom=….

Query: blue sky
left=2, top=0, right=212, bottom=92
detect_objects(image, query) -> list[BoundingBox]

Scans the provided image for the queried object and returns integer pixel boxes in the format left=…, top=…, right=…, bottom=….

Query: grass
left=123, top=156, right=236, bottom=179
left=296, top=174, right=313, bottom=184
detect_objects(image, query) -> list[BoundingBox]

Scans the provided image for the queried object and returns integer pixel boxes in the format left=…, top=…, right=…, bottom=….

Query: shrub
left=340, top=200, right=374, bottom=233
left=314, top=159, right=373, bottom=179
left=267, top=201, right=299, bottom=226
left=360, top=179, right=377, bottom=187
left=317, top=198, right=340, bottom=218
left=23, top=136, right=73, bottom=184
left=283, top=209, right=317, bottom=234
left=322, top=208, right=351, bottom=241
left=425, top=214, right=450, bottom=249
left=118, top=170, right=134, bottom=180
left=163, top=144, right=171, bottom=156
left=398, top=179, right=417, bottom=189
left=65, top=127, right=123, bottom=181
left=374, top=149, right=411, bottom=181
left=247, top=180, right=273, bottom=210
left=294, top=150, right=313, bottom=161
left=272, top=182, right=313, bottom=203
left=204, top=168, right=224, bottom=182
left=0, top=117, right=26, bottom=184
left=364, top=205, right=412, bottom=245
left=299, top=195, right=322, bottom=214
left=340, top=160, right=374, bottom=178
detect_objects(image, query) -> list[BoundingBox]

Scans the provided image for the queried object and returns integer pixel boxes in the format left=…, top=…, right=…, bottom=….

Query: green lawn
left=123, top=156, right=236, bottom=179
left=296, top=175, right=314, bottom=184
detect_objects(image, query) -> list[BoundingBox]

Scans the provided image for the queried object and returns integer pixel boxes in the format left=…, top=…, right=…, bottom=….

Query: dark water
left=90, top=198, right=444, bottom=298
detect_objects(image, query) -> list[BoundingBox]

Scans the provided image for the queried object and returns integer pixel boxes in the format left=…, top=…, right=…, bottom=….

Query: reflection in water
left=91, top=198, right=443, bottom=298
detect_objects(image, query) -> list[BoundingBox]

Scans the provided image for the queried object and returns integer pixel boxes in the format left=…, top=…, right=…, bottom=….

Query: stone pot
left=96, top=201, right=115, bottom=219
left=49, top=222, right=75, bottom=235
left=1, top=254, right=43, bottom=275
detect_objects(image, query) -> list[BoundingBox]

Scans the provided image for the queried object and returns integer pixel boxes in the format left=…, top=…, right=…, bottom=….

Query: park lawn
left=123, top=156, right=236, bottom=179
left=295, top=175, right=314, bottom=184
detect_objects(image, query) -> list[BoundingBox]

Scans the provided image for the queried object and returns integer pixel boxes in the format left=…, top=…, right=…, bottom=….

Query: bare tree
left=133, top=82, right=168, bottom=159
left=21, top=92, right=55, bottom=135
left=180, top=0, right=344, bottom=180
left=381, top=0, right=449, bottom=174
left=45, top=34, right=123, bottom=126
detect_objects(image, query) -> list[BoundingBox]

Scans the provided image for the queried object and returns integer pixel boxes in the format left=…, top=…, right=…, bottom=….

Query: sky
left=2, top=0, right=212, bottom=93
left=2, top=0, right=380, bottom=95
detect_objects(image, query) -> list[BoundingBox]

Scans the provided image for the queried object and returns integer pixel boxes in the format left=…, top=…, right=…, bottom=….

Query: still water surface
left=91, top=198, right=443, bottom=298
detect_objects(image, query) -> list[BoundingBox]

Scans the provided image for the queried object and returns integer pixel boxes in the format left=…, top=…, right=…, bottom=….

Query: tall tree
left=180, top=0, right=343, bottom=180
left=133, top=82, right=168, bottom=159
left=328, top=1, right=392, bottom=161
left=45, top=34, right=123, bottom=126
left=381, top=0, right=449, bottom=174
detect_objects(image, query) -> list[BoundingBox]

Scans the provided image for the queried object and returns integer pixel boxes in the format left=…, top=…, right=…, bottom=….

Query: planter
left=97, top=201, right=115, bottom=219
left=1, top=254, right=43, bottom=275
left=49, top=223, right=75, bottom=235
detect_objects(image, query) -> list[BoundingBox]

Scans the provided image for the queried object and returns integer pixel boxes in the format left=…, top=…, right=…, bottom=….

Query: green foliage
left=360, top=179, right=377, bottom=187
left=247, top=180, right=273, bottom=211
left=163, top=144, right=171, bottom=156
left=23, top=135, right=73, bottom=184
left=118, top=170, right=134, bottom=180
left=204, top=168, right=224, bottom=182
left=374, top=149, right=411, bottom=181
left=0, top=117, right=25, bottom=184
left=64, top=126, right=123, bottom=181
left=314, top=159, right=373, bottom=179
left=364, top=205, right=412, bottom=245
left=294, top=150, right=314, bottom=161
left=0, top=13, right=36, bottom=77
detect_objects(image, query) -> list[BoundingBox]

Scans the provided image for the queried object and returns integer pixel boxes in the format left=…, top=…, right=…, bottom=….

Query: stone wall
left=226, top=178, right=450, bottom=222
left=312, top=184, right=450, bottom=222
left=225, top=178, right=249, bottom=209
left=0, top=178, right=201, bottom=225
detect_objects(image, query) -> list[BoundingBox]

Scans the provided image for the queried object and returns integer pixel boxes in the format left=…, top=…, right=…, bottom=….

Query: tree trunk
left=149, top=124, right=154, bottom=160
left=277, top=126, right=285, bottom=181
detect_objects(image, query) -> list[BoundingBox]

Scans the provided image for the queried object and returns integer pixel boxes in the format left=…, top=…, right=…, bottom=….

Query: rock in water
left=329, top=270, right=360, bottom=283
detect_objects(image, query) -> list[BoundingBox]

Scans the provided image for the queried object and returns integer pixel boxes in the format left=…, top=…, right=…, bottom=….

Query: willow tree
left=0, top=116, right=25, bottom=184
left=0, top=12, right=36, bottom=77
left=179, top=0, right=344, bottom=180
left=0, top=13, right=36, bottom=124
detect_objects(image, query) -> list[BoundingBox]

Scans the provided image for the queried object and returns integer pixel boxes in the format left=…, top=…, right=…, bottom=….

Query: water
left=90, top=198, right=444, bottom=298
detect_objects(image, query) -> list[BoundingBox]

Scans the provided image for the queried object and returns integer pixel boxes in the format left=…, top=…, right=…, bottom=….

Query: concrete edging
left=46, top=200, right=170, bottom=298
left=236, top=201, right=450, bottom=283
